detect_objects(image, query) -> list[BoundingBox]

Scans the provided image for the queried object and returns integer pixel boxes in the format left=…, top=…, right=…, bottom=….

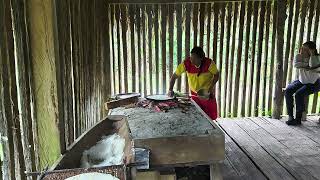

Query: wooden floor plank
left=221, top=134, right=267, bottom=180
left=218, top=119, right=296, bottom=180
left=266, top=117, right=320, bottom=146
left=236, top=118, right=320, bottom=180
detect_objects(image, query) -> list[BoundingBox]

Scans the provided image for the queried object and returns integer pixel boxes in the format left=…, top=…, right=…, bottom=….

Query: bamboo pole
left=0, top=1, right=16, bottom=178
left=287, top=0, right=300, bottom=84
left=253, top=1, right=265, bottom=116
left=185, top=4, right=191, bottom=93
left=241, top=1, right=252, bottom=117
left=169, top=4, right=174, bottom=83
left=232, top=1, right=245, bottom=117
left=161, top=4, right=168, bottom=94
left=272, top=0, right=286, bottom=119
left=261, top=1, right=271, bottom=116
left=267, top=1, right=277, bottom=113
left=111, top=5, right=117, bottom=94
left=154, top=5, right=160, bottom=94
left=121, top=4, right=129, bottom=93
left=282, top=0, right=294, bottom=87
left=207, top=3, right=212, bottom=58
left=307, top=0, right=315, bottom=41
left=115, top=4, right=122, bottom=93
left=142, top=5, right=147, bottom=96
left=218, top=3, right=225, bottom=116
left=176, top=4, right=183, bottom=91
left=222, top=2, right=232, bottom=117
left=247, top=1, right=259, bottom=116
left=227, top=2, right=238, bottom=116
left=129, top=5, right=136, bottom=92
left=147, top=5, right=153, bottom=94
left=193, top=3, right=199, bottom=47
left=212, top=3, right=218, bottom=62
left=199, top=3, right=205, bottom=47
left=136, top=5, right=142, bottom=93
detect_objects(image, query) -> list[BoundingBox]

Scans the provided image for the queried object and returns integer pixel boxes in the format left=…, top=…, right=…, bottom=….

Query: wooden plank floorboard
left=266, top=117, right=320, bottom=147
left=221, top=134, right=267, bottom=180
left=237, top=118, right=320, bottom=180
left=219, top=119, right=296, bottom=180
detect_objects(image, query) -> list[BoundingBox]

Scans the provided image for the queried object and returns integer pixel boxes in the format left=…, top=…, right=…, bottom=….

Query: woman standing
left=168, top=47, right=220, bottom=120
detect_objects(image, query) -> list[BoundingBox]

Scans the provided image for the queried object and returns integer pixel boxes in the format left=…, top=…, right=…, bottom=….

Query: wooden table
left=109, top=99, right=225, bottom=180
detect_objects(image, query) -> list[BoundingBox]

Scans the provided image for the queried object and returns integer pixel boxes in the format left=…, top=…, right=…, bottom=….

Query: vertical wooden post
left=247, top=1, right=259, bottom=116
left=272, top=0, right=286, bottom=119
left=176, top=4, right=183, bottom=91
left=121, top=5, right=128, bottom=93
left=287, top=0, right=300, bottom=84
left=154, top=5, right=160, bottom=94
left=218, top=3, right=225, bottom=116
left=185, top=4, right=191, bottom=93
left=233, top=1, right=245, bottom=117
left=207, top=3, right=212, bottom=58
left=147, top=5, right=153, bottom=95
left=262, top=2, right=271, bottom=116
left=241, top=1, right=252, bottom=117
left=142, top=5, right=147, bottom=96
left=0, top=1, right=16, bottom=178
left=253, top=1, right=266, bottom=116
left=222, top=3, right=232, bottom=117
left=169, top=5, right=174, bottom=82
left=193, top=3, right=199, bottom=47
left=199, top=3, right=205, bottom=47
left=136, top=5, right=142, bottom=94
left=161, top=4, right=168, bottom=94
left=129, top=5, right=136, bottom=92
left=227, top=2, right=238, bottom=116
left=306, top=0, right=315, bottom=41
left=267, top=1, right=277, bottom=113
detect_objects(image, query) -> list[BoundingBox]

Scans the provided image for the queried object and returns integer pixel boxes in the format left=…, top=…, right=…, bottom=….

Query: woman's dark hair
left=303, top=41, right=319, bottom=56
left=191, top=47, right=205, bottom=76
left=191, top=47, right=205, bottom=59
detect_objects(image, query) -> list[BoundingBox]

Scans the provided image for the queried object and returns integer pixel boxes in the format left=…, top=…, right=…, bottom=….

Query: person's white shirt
left=294, top=54, right=320, bottom=84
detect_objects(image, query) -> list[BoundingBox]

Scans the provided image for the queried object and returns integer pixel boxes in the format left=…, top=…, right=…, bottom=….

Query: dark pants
left=285, top=79, right=320, bottom=117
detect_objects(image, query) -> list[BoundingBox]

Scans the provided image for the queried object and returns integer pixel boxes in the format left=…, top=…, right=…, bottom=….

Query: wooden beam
left=168, top=4, right=174, bottom=82
left=272, top=0, right=286, bottom=119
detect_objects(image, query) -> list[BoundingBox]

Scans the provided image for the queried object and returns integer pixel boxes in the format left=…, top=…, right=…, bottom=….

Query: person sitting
left=285, top=41, right=320, bottom=125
